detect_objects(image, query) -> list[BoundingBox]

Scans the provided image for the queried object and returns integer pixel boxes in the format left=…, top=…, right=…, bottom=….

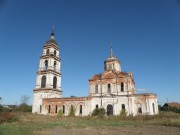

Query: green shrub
left=57, top=109, right=64, bottom=117
left=2, top=107, right=12, bottom=112
left=119, top=110, right=127, bottom=117
left=68, top=105, right=76, bottom=117
left=92, top=108, right=106, bottom=117
left=16, top=104, right=32, bottom=112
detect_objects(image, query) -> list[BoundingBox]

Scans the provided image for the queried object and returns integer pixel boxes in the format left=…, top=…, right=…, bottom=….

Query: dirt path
left=37, top=125, right=180, bottom=135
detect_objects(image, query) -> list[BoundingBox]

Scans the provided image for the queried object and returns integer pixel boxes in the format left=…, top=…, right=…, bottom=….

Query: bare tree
left=0, top=97, right=1, bottom=102
left=20, top=95, right=30, bottom=105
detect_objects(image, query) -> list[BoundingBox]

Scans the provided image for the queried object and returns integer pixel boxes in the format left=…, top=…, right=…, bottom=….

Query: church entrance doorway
left=107, top=104, right=113, bottom=115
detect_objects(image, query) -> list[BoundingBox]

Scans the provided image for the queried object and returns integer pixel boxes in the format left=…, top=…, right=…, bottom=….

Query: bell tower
left=104, top=45, right=121, bottom=72
left=32, top=28, right=62, bottom=114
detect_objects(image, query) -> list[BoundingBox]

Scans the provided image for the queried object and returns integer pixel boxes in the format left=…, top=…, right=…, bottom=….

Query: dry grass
left=0, top=111, right=179, bottom=135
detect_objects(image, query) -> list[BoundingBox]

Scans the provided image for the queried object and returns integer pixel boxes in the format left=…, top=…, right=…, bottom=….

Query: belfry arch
left=53, top=76, right=57, bottom=89
left=41, top=75, right=46, bottom=88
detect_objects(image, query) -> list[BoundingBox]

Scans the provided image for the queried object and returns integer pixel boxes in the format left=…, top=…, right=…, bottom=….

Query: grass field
left=0, top=111, right=180, bottom=135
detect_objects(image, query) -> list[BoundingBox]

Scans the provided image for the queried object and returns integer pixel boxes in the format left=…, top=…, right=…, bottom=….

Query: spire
left=50, top=25, right=55, bottom=40
left=110, top=42, right=113, bottom=58
left=46, top=25, right=58, bottom=45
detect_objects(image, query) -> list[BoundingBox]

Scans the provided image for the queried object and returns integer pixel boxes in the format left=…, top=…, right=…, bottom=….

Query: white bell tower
left=32, top=27, right=62, bottom=114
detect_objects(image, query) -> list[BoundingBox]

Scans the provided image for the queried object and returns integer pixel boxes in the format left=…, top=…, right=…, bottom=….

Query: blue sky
left=0, top=0, right=180, bottom=105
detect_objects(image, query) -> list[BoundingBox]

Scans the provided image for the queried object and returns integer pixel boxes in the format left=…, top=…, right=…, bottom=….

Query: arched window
left=54, top=61, right=56, bottom=70
left=54, top=50, right=56, bottom=56
left=152, top=103, right=155, bottom=114
left=41, top=75, right=46, bottom=88
left=122, top=104, right=125, bottom=112
left=108, top=83, right=111, bottom=93
left=55, top=105, right=58, bottom=113
left=53, top=76, right=57, bottom=89
left=44, top=60, right=48, bottom=70
left=79, top=105, right=82, bottom=115
left=121, top=82, right=124, bottom=92
left=96, top=104, right=99, bottom=109
left=138, top=104, right=142, bottom=114
left=40, top=105, right=42, bottom=113
left=63, top=105, right=65, bottom=114
left=95, top=85, right=98, bottom=93
left=46, top=49, right=49, bottom=55
left=48, top=105, right=51, bottom=113
left=69, top=105, right=75, bottom=115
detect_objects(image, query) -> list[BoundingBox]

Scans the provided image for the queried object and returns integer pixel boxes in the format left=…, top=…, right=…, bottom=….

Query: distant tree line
left=159, top=105, right=180, bottom=113
left=0, top=95, right=32, bottom=113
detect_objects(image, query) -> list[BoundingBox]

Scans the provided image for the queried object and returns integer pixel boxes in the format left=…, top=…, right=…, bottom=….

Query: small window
left=55, top=105, right=58, bottom=113
left=54, top=50, right=56, bottom=56
left=44, top=60, right=48, bottom=70
left=54, top=61, right=56, bottom=70
left=48, top=105, right=51, bottom=113
left=63, top=105, right=65, bottom=114
left=95, top=85, right=98, bottom=93
left=121, top=82, right=124, bottom=92
left=96, top=104, right=99, bottom=109
left=108, top=83, right=111, bottom=93
left=46, top=49, right=49, bottom=55
left=80, top=105, right=82, bottom=115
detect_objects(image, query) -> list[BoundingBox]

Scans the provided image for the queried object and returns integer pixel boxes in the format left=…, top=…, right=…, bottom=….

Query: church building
left=32, top=30, right=159, bottom=116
